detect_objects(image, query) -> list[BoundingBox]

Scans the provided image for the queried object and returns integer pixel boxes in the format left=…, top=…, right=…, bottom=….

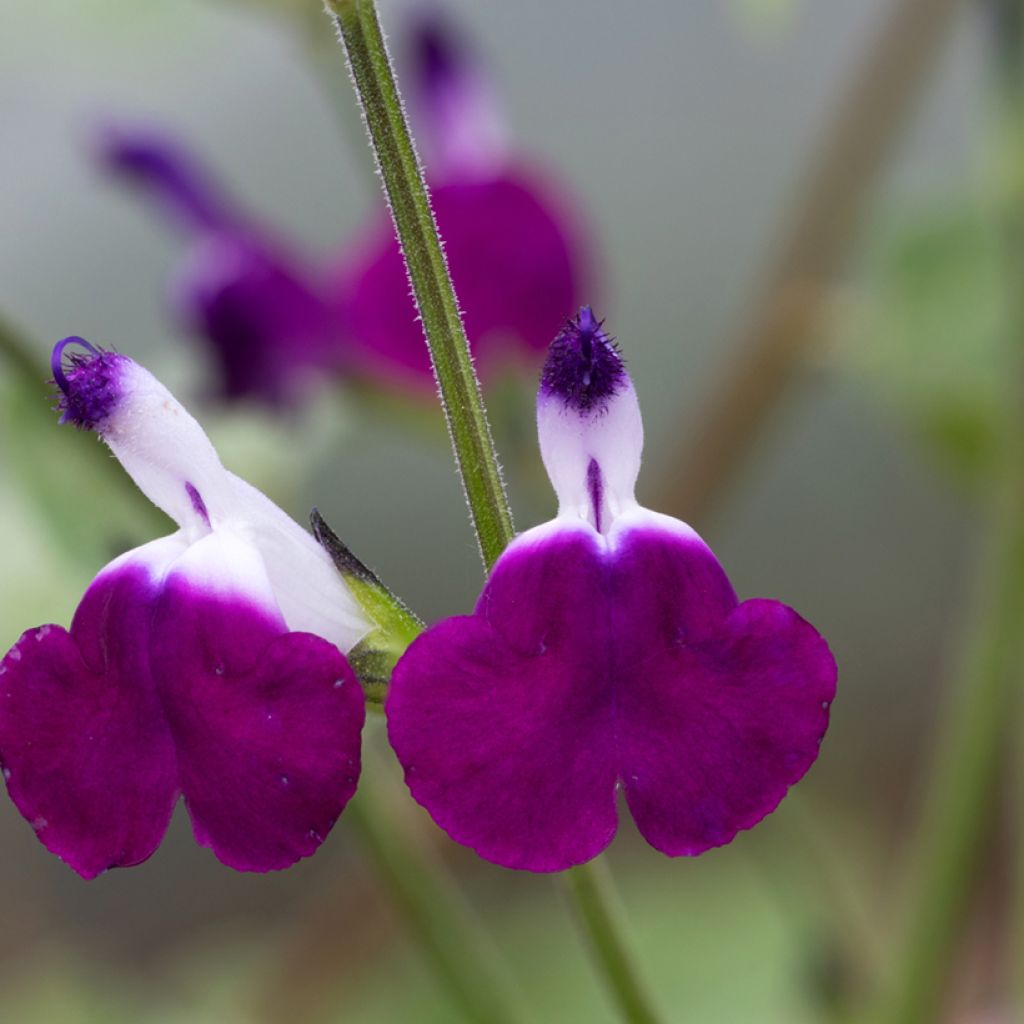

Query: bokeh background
left=0, top=0, right=1014, bottom=1021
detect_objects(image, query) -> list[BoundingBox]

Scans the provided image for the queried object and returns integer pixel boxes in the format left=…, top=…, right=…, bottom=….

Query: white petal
left=90, top=354, right=370, bottom=653
left=536, top=379, right=643, bottom=532
left=95, top=531, right=190, bottom=589
left=162, top=527, right=282, bottom=623
left=227, top=473, right=372, bottom=654
left=99, top=359, right=234, bottom=539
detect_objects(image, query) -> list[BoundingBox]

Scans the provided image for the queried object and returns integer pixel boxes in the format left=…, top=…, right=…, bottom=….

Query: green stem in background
left=326, top=0, right=511, bottom=571
left=864, top=476, right=1024, bottom=1024
left=565, top=862, right=663, bottom=1024
left=346, top=738, right=528, bottom=1024
left=656, top=0, right=966, bottom=531
left=867, top=5, right=1024, bottom=1020
left=325, top=4, right=666, bottom=1022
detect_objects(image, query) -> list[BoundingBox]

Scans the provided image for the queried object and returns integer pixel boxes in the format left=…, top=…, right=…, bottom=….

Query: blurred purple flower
left=386, top=309, right=836, bottom=872
left=98, top=128, right=345, bottom=407
left=0, top=340, right=369, bottom=877
left=334, top=9, right=592, bottom=387
left=97, top=6, right=593, bottom=402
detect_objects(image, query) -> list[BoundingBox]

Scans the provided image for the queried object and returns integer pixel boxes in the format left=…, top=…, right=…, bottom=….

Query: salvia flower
left=334, top=8, right=592, bottom=386
left=99, top=8, right=591, bottom=400
left=98, top=127, right=345, bottom=407
left=387, top=308, right=837, bottom=872
left=0, top=339, right=370, bottom=877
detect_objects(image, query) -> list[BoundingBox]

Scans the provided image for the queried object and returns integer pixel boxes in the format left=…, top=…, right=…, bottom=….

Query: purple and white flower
left=334, top=8, right=593, bottom=387
left=99, top=129, right=345, bottom=407
left=97, top=7, right=592, bottom=401
left=386, top=308, right=837, bottom=872
left=0, top=339, right=370, bottom=877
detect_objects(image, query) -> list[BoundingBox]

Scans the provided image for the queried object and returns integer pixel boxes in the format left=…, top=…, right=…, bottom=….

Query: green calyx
left=311, top=508, right=423, bottom=707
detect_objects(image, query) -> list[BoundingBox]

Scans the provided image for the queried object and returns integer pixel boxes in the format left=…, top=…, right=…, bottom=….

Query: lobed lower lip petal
left=0, top=541, right=183, bottom=878
left=151, top=531, right=364, bottom=871
left=387, top=508, right=835, bottom=872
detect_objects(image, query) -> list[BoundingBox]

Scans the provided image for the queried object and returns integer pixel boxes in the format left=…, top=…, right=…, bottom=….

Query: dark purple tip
left=540, top=307, right=626, bottom=412
left=96, top=124, right=234, bottom=233
left=51, top=337, right=127, bottom=431
left=410, top=10, right=466, bottom=97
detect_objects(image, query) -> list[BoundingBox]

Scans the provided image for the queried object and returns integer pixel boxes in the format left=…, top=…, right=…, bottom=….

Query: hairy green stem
left=324, top=4, right=666, bottom=1021
left=326, top=0, right=511, bottom=570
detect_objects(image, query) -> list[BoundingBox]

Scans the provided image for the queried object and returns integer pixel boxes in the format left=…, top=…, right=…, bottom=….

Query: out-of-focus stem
left=324, top=5, right=667, bottom=1021
left=565, top=861, right=663, bottom=1024
left=325, top=0, right=512, bottom=571
left=865, top=475, right=1024, bottom=1024
left=868, top=4, right=1024, bottom=1020
left=657, top=0, right=967, bottom=529
left=345, top=741, right=528, bottom=1024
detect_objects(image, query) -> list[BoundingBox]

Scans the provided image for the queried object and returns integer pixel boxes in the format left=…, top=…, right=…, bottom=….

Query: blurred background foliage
left=0, top=0, right=1018, bottom=1021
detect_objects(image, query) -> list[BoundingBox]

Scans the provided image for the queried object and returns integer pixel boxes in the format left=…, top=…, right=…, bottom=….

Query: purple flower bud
left=407, top=7, right=507, bottom=179
left=98, top=126, right=343, bottom=407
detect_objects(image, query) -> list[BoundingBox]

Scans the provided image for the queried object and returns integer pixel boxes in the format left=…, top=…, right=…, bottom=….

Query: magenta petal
left=618, top=595, right=835, bottom=856
left=150, top=581, right=364, bottom=872
left=0, top=564, right=179, bottom=879
left=337, top=173, right=587, bottom=386
left=387, top=526, right=618, bottom=871
left=388, top=517, right=835, bottom=871
left=174, top=236, right=343, bottom=406
left=611, top=522, right=835, bottom=855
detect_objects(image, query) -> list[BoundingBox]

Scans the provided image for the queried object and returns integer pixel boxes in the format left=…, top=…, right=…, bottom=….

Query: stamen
left=50, top=337, right=126, bottom=431
left=540, top=307, right=626, bottom=412
left=50, top=337, right=98, bottom=397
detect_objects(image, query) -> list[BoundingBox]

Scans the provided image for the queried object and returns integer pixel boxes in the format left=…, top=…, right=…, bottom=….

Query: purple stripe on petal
left=0, top=560, right=180, bottom=878
left=388, top=525, right=618, bottom=872
left=185, top=483, right=210, bottom=526
left=150, top=570, right=364, bottom=872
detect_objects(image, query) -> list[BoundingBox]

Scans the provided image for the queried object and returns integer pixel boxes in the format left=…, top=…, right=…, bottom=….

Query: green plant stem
left=565, top=861, right=663, bottom=1024
left=656, top=0, right=966, bottom=530
left=867, top=7, right=1024, bottom=1019
left=326, top=0, right=511, bottom=570
left=345, top=739, right=527, bottom=1024
left=864, top=476, right=1024, bottom=1024
left=325, top=5, right=666, bottom=1021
